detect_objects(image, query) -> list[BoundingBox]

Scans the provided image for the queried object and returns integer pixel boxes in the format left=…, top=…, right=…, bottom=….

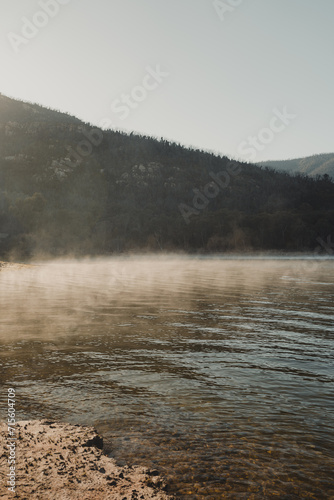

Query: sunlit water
left=0, top=256, right=333, bottom=499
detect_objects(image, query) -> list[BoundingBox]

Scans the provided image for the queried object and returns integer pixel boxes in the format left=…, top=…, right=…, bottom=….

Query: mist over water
left=1, top=256, right=334, bottom=498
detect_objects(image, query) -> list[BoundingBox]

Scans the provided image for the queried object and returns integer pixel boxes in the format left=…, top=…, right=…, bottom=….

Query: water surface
left=0, top=257, right=333, bottom=498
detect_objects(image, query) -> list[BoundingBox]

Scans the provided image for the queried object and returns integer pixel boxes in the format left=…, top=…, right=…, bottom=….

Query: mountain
left=258, top=153, right=334, bottom=179
left=1, top=93, right=334, bottom=258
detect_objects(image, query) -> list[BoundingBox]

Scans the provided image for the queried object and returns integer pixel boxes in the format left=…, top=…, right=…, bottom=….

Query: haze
left=1, top=0, right=333, bottom=161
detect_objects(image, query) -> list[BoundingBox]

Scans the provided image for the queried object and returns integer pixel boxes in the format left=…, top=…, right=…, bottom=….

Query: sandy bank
left=0, top=420, right=175, bottom=499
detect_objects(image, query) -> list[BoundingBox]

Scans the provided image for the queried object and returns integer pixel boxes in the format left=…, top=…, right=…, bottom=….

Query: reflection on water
left=0, top=256, right=334, bottom=498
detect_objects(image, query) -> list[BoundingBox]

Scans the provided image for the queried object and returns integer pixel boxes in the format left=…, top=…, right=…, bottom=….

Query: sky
left=1, top=0, right=333, bottom=162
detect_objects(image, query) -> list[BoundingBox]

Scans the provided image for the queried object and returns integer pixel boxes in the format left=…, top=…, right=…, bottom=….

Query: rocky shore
left=0, top=420, right=175, bottom=499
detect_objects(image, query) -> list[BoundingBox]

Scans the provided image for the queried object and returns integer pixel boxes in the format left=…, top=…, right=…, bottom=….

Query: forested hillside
left=1, top=94, right=334, bottom=258
left=259, top=153, right=334, bottom=179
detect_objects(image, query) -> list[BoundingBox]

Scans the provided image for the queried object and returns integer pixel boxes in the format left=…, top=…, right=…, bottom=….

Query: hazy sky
left=1, top=0, right=333, bottom=161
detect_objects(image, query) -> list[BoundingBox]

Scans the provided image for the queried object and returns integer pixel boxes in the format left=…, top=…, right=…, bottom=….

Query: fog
left=1, top=254, right=332, bottom=344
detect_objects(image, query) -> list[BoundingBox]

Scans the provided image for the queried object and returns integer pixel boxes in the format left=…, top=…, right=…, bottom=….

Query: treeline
left=0, top=94, right=333, bottom=258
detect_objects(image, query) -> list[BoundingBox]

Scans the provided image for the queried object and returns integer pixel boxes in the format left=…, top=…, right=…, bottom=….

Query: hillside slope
left=259, top=153, right=334, bottom=179
left=1, top=94, right=334, bottom=258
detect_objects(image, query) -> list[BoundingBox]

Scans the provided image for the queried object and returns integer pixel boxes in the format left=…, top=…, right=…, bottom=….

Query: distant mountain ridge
left=259, top=153, right=334, bottom=179
left=1, top=93, right=334, bottom=257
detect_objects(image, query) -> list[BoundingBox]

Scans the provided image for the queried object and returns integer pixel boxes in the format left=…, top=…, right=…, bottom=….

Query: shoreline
left=1, top=252, right=334, bottom=267
left=0, top=261, right=31, bottom=271
left=0, top=420, right=175, bottom=499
